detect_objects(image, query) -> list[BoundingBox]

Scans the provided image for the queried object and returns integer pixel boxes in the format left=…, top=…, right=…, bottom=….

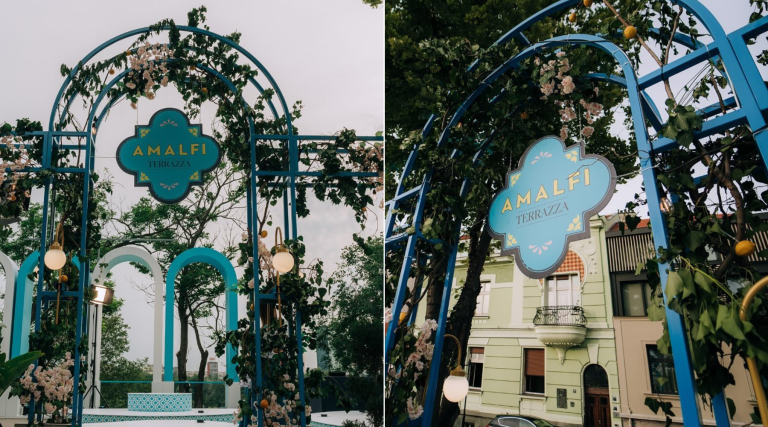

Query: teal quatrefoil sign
left=487, top=136, right=616, bottom=279
left=117, top=108, right=221, bottom=204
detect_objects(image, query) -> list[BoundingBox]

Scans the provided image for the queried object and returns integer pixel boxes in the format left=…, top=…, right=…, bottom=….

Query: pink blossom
left=581, top=126, right=595, bottom=137
left=561, top=76, right=575, bottom=94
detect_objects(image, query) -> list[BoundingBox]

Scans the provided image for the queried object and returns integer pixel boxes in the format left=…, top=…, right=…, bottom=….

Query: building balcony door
left=583, top=364, right=610, bottom=427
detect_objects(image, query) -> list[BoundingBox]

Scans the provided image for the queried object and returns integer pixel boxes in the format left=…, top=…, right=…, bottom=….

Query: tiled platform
left=82, top=408, right=232, bottom=424
left=81, top=409, right=366, bottom=426
left=85, top=421, right=232, bottom=427
left=311, top=410, right=367, bottom=426
left=127, top=393, right=192, bottom=412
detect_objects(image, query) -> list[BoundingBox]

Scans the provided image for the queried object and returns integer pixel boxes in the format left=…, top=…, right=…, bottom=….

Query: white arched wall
left=89, top=246, right=169, bottom=408
left=0, top=251, right=20, bottom=417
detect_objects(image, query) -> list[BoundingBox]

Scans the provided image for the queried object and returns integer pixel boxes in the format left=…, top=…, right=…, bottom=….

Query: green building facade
left=418, top=215, right=622, bottom=427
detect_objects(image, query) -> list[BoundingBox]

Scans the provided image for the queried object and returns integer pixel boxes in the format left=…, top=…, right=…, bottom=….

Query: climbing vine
left=0, top=5, right=381, bottom=425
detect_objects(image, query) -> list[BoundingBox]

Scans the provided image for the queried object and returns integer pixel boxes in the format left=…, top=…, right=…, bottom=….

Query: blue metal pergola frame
left=385, top=1, right=768, bottom=426
left=6, top=25, right=381, bottom=427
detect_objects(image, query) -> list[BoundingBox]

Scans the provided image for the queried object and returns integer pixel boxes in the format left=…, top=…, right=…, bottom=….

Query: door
left=584, top=389, right=610, bottom=427
left=583, top=364, right=611, bottom=427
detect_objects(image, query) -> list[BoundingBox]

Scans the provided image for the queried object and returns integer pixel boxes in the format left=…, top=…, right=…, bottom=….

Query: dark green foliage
left=321, top=237, right=383, bottom=426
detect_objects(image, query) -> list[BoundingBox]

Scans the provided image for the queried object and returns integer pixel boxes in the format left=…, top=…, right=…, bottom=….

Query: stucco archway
left=164, top=247, right=240, bottom=408
left=90, top=246, right=167, bottom=405
left=0, top=251, right=20, bottom=417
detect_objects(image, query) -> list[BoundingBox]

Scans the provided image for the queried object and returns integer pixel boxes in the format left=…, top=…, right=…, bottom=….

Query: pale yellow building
left=607, top=219, right=767, bottom=427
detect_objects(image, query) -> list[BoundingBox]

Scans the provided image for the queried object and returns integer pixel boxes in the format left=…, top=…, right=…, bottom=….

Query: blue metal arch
left=18, top=16, right=381, bottom=427
left=49, top=25, right=294, bottom=136
left=164, top=247, right=240, bottom=382
left=387, top=1, right=768, bottom=423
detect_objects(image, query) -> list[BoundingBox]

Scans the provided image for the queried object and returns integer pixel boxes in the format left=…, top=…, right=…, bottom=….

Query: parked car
left=487, top=415, right=556, bottom=427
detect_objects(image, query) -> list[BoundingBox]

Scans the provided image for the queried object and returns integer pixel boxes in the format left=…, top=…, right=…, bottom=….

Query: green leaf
left=727, top=397, right=736, bottom=420
left=716, top=305, right=729, bottom=330
left=0, top=351, right=43, bottom=395
left=647, top=300, right=667, bottom=321
left=722, top=316, right=746, bottom=341
left=678, top=268, right=695, bottom=300
left=683, top=231, right=706, bottom=251
left=674, top=114, right=690, bottom=131
left=694, top=271, right=713, bottom=294
left=662, top=125, right=678, bottom=140
left=645, top=397, right=661, bottom=414
left=676, top=131, right=693, bottom=147
left=666, top=271, right=684, bottom=301
left=635, top=261, right=644, bottom=276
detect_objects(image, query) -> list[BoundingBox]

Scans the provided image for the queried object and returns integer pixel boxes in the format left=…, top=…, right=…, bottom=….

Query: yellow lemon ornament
left=624, top=26, right=638, bottom=39
left=735, top=240, right=756, bottom=257
left=569, top=12, right=577, bottom=23
left=584, top=0, right=593, bottom=6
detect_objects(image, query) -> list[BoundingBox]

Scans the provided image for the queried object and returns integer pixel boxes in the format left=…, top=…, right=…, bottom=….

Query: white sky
left=0, top=1, right=383, bottom=373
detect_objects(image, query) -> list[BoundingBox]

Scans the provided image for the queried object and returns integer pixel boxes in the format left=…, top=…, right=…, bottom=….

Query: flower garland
left=18, top=352, right=75, bottom=425
left=385, top=314, right=438, bottom=423
left=534, top=51, right=604, bottom=142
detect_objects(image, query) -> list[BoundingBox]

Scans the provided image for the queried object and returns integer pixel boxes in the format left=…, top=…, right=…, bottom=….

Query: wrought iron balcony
left=533, top=306, right=587, bottom=327
left=532, top=306, right=587, bottom=364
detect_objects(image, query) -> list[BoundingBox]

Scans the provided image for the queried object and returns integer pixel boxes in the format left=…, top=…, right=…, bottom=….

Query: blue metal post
left=296, top=310, right=307, bottom=426
left=384, top=175, right=432, bottom=365
left=251, top=144, right=264, bottom=427
left=420, top=241, right=459, bottom=427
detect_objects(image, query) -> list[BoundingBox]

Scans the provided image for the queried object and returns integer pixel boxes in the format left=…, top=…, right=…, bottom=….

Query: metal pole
left=461, top=363, right=470, bottom=427
left=740, top=275, right=768, bottom=425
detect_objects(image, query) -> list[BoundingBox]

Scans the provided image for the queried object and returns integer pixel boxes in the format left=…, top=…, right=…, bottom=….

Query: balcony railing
left=533, top=306, right=587, bottom=327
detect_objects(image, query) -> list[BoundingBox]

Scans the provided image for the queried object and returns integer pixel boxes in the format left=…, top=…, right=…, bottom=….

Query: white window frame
left=467, top=346, right=485, bottom=390
left=475, top=280, right=491, bottom=316
left=542, top=272, right=581, bottom=307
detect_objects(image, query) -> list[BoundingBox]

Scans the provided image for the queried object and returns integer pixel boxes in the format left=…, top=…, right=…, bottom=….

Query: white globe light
left=442, top=372, right=469, bottom=403
left=44, top=246, right=67, bottom=270
left=272, top=250, right=295, bottom=273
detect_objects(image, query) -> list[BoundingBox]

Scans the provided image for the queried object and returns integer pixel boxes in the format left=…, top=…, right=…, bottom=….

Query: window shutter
left=525, top=348, right=545, bottom=376
left=470, top=347, right=485, bottom=363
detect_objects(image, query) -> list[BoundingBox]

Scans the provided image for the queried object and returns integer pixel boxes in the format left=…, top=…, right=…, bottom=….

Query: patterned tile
left=127, top=393, right=192, bottom=412
left=82, top=413, right=231, bottom=423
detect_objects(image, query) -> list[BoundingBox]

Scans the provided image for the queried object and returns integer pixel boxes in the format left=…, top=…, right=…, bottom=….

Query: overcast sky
left=0, top=1, right=383, bottom=372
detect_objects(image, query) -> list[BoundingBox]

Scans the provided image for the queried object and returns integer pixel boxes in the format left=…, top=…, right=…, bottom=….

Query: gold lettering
left=202, top=144, right=206, bottom=155
left=501, top=198, right=513, bottom=213
left=148, top=146, right=160, bottom=156
left=516, top=191, right=531, bottom=208
left=178, top=144, right=188, bottom=156
left=535, top=185, right=549, bottom=202
left=133, top=146, right=143, bottom=156
left=553, top=179, right=565, bottom=196
left=165, top=145, right=175, bottom=156
left=584, top=167, right=590, bottom=186
left=568, top=172, right=580, bottom=191
left=190, top=144, right=199, bottom=155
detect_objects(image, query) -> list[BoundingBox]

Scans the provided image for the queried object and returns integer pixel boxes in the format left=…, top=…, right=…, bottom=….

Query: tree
left=385, top=1, right=637, bottom=424
left=322, top=237, right=383, bottom=427
left=113, top=163, right=243, bottom=408
left=99, top=297, right=153, bottom=409
left=387, top=0, right=768, bottom=425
